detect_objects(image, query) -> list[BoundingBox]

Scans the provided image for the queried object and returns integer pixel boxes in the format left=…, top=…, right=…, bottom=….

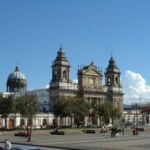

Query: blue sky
left=0, top=0, right=150, bottom=104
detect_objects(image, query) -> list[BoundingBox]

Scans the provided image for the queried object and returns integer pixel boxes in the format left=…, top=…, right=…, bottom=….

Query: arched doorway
left=8, top=119, right=14, bottom=129
left=42, top=119, right=47, bottom=126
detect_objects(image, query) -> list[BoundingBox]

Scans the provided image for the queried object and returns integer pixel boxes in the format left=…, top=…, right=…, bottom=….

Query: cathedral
left=49, top=47, right=124, bottom=112
left=1, top=47, right=124, bottom=129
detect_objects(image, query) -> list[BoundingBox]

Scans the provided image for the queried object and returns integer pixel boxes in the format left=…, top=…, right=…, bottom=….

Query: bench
left=50, top=130, right=65, bottom=135
left=14, top=132, right=27, bottom=137
left=83, top=129, right=95, bottom=133
left=136, top=127, right=144, bottom=131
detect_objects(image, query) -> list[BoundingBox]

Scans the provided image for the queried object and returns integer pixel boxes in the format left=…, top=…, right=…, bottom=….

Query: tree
left=53, top=96, right=67, bottom=127
left=89, top=100, right=98, bottom=126
left=72, top=97, right=90, bottom=128
left=53, top=96, right=90, bottom=128
left=0, top=94, right=15, bottom=130
left=16, top=94, right=39, bottom=142
left=110, top=107, right=121, bottom=125
left=97, top=102, right=122, bottom=126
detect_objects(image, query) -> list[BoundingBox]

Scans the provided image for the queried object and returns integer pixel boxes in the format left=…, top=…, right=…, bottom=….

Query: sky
left=0, top=0, right=150, bottom=104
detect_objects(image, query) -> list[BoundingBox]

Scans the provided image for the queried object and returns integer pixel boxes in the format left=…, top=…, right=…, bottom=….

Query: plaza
left=0, top=129, right=150, bottom=150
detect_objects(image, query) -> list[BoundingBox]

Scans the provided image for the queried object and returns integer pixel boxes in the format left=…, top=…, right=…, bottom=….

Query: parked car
left=14, top=132, right=27, bottom=137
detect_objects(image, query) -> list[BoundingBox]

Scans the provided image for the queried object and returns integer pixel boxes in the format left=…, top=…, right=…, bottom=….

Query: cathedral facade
left=49, top=47, right=124, bottom=112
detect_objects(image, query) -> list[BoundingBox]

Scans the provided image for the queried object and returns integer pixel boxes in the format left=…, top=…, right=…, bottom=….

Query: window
left=63, top=70, right=67, bottom=80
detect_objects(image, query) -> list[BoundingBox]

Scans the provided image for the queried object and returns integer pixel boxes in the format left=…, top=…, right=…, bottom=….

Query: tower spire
left=105, top=56, right=120, bottom=87
left=60, top=43, right=62, bottom=49
left=15, top=66, right=19, bottom=71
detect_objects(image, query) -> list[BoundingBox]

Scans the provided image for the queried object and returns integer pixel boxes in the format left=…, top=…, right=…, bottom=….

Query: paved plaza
left=0, top=129, right=150, bottom=150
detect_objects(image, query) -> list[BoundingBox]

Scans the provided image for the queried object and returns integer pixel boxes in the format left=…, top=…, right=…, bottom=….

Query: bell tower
left=105, top=56, right=121, bottom=87
left=51, top=46, right=70, bottom=84
left=105, top=56, right=124, bottom=112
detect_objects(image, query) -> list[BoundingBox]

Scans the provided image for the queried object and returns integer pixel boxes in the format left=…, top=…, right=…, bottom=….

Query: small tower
left=105, top=56, right=121, bottom=87
left=51, top=46, right=70, bottom=83
left=7, top=66, right=27, bottom=93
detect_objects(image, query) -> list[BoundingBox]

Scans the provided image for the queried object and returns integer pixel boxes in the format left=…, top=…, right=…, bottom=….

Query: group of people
left=100, top=125, right=125, bottom=137
left=111, top=127, right=119, bottom=137
left=111, top=127, right=125, bottom=137
left=100, top=126, right=108, bottom=133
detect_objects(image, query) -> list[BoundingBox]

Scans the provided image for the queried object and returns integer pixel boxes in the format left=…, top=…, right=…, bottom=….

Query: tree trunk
left=70, top=117, right=72, bottom=127
left=5, top=117, right=7, bottom=131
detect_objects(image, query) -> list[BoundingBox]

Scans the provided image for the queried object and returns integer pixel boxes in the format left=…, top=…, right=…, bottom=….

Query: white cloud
left=44, top=84, right=49, bottom=88
left=73, top=79, right=78, bottom=83
left=122, top=70, right=150, bottom=104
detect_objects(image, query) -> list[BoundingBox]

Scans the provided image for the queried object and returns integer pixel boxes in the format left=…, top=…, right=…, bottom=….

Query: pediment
left=83, top=68, right=102, bottom=76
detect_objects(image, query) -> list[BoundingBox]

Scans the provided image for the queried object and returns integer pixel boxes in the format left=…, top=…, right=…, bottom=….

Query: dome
left=7, top=66, right=27, bottom=93
left=7, top=66, right=27, bottom=81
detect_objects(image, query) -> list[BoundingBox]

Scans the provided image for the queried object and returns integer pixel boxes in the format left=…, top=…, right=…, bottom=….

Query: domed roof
left=7, top=66, right=27, bottom=82
left=7, top=66, right=27, bottom=93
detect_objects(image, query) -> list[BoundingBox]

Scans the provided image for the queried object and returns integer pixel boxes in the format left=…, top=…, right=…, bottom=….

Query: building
left=49, top=47, right=124, bottom=126
left=50, top=47, right=124, bottom=111
left=0, top=46, right=124, bottom=129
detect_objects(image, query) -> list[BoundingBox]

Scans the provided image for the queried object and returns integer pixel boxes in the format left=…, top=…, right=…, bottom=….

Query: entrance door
left=8, top=119, right=14, bottom=129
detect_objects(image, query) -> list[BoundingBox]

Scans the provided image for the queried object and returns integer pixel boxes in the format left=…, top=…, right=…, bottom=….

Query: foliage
left=16, top=94, right=39, bottom=122
left=53, top=96, right=90, bottom=127
left=97, top=102, right=121, bottom=125
left=0, top=94, right=15, bottom=117
left=0, top=94, right=15, bottom=130
left=53, top=96, right=68, bottom=118
left=72, top=96, right=90, bottom=118
left=53, top=95, right=121, bottom=127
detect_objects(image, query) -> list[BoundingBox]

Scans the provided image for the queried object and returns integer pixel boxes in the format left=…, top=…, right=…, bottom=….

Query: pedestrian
left=122, top=127, right=125, bottom=135
left=135, top=127, right=138, bottom=135
left=133, top=126, right=136, bottom=135
left=26, top=125, right=31, bottom=142
left=4, top=139, right=11, bottom=150
left=111, top=127, right=115, bottom=137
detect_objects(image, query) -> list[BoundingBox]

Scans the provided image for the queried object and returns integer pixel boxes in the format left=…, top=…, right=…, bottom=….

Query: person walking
left=26, top=125, right=31, bottom=142
left=122, top=127, right=125, bottom=135
left=4, top=139, right=11, bottom=150
left=133, top=126, right=136, bottom=135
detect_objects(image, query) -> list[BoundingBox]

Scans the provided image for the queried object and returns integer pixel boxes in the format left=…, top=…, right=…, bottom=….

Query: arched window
left=63, top=70, right=67, bottom=80
left=43, top=107, right=46, bottom=112
left=108, top=77, right=111, bottom=85
left=53, top=71, right=57, bottom=81
left=115, top=77, right=119, bottom=86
